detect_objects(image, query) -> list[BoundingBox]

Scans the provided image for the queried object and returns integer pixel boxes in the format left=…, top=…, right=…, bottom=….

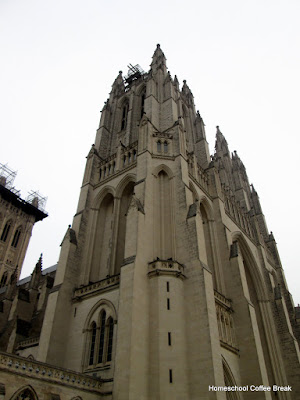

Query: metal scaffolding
left=0, top=162, right=17, bottom=189
left=26, top=190, right=47, bottom=212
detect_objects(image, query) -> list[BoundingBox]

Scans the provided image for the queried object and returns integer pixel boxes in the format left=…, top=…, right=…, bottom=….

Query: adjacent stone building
left=0, top=45, right=299, bottom=399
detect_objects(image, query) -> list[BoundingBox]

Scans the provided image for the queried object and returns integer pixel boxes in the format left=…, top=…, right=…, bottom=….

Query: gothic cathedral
left=0, top=45, right=299, bottom=400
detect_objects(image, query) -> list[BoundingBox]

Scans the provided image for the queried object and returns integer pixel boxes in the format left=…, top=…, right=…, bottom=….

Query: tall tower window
left=98, top=310, right=106, bottom=363
left=86, top=307, right=115, bottom=368
left=107, top=317, right=114, bottom=362
left=164, top=141, right=168, bottom=153
left=1, top=221, right=11, bottom=242
left=157, top=141, right=161, bottom=152
left=121, top=102, right=129, bottom=131
left=140, top=91, right=146, bottom=118
left=89, top=322, right=97, bottom=365
left=154, top=170, right=173, bottom=259
left=11, top=227, right=21, bottom=248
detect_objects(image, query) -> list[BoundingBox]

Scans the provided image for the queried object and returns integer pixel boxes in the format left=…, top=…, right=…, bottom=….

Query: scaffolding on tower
left=0, top=162, right=19, bottom=194
left=26, top=190, right=47, bottom=212
left=124, top=64, right=145, bottom=86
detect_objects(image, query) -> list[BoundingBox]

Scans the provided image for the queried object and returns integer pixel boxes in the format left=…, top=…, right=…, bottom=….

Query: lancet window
left=121, top=101, right=129, bottom=131
left=1, top=221, right=11, bottom=242
left=140, top=89, right=146, bottom=118
left=11, top=227, right=21, bottom=248
left=87, top=309, right=115, bottom=367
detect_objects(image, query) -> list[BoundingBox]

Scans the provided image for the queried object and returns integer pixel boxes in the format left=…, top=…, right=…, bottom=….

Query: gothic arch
left=84, top=298, right=117, bottom=331
left=152, top=164, right=174, bottom=179
left=188, top=181, right=199, bottom=203
left=232, top=232, right=278, bottom=390
left=92, top=185, right=115, bottom=210
left=231, top=232, right=266, bottom=300
left=119, top=96, right=130, bottom=132
left=115, top=179, right=135, bottom=274
left=10, top=385, right=38, bottom=400
left=90, top=192, right=115, bottom=281
left=0, top=219, right=12, bottom=242
left=115, top=173, right=136, bottom=199
left=199, top=196, right=214, bottom=220
left=83, top=299, right=117, bottom=369
left=153, top=166, right=175, bottom=259
left=11, top=225, right=22, bottom=248
left=222, top=357, right=241, bottom=400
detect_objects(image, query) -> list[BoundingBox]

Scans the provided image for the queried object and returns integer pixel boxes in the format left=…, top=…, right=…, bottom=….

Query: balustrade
left=99, top=141, right=138, bottom=182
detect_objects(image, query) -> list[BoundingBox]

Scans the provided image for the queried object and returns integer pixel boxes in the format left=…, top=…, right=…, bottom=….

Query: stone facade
left=0, top=45, right=300, bottom=399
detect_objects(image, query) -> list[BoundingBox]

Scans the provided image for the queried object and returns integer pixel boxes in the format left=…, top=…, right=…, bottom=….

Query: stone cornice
left=148, top=260, right=186, bottom=280
left=73, top=274, right=120, bottom=300
left=0, top=351, right=106, bottom=394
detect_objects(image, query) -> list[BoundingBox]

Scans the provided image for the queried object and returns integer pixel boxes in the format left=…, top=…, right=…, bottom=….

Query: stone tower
left=5, top=45, right=299, bottom=399
left=0, top=164, right=47, bottom=286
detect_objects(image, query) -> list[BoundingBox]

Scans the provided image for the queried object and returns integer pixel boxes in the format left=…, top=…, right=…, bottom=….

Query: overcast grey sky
left=0, top=0, right=299, bottom=304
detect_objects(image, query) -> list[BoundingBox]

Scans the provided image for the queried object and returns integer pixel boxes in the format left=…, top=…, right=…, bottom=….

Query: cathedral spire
left=111, top=70, right=125, bottom=97
left=150, top=44, right=167, bottom=75
left=215, top=126, right=229, bottom=156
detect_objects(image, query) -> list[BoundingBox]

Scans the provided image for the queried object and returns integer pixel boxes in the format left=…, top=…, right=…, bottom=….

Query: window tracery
left=87, top=307, right=115, bottom=368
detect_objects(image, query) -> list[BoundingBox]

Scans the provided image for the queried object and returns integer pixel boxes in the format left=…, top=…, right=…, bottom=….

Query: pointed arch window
left=140, top=90, right=146, bottom=118
left=10, top=386, right=38, bottom=400
left=86, top=308, right=115, bottom=368
left=11, top=227, right=21, bottom=248
left=121, top=101, right=129, bottom=131
left=1, top=221, right=11, bottom=242
left=164, top=141, right=168, bottom=153
left=157, top=140, right=162, bottom=152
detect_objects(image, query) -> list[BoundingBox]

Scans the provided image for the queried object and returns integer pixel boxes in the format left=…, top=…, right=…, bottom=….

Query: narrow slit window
left=168, top=332, right=171, bottom=346
left=169, top=369, right=173, bottom=383
left=1, top=222, right=11, bottom=242
left=141, top=92, right=145, bottom=118
left=167, top=298, right=170, bottom=310
left=166, top=281, right=169, bottom=292
left=11, top=229, right=21, bottom=248
left=164, top=141, right=168, bottom=153
left=98, top=311, right=106, bottom=363
left=89, top=322, right=97, bottom=365
left=121, top=103, right=128, bottom=131
left=106, top=318, right=114, bottom=362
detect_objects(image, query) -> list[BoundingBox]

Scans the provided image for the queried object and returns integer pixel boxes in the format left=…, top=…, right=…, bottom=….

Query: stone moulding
left=17, top=336, right=40, bottom=350
left=0, top=351, right=104, bottom=393
left=147, top=260, right=186, bottom=280
left=73, top=274, right=120, bottom=300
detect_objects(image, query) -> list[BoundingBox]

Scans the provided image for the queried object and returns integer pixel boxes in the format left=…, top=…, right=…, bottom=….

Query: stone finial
left=35, top=253, right=43, bottom=270
left=111, top=71, right=125, bottom=96
left=151, top=44, right=167, bottom=73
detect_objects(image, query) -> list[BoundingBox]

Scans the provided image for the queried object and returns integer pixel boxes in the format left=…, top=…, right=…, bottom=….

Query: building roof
left=0, top=184, right=48, bottom=222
